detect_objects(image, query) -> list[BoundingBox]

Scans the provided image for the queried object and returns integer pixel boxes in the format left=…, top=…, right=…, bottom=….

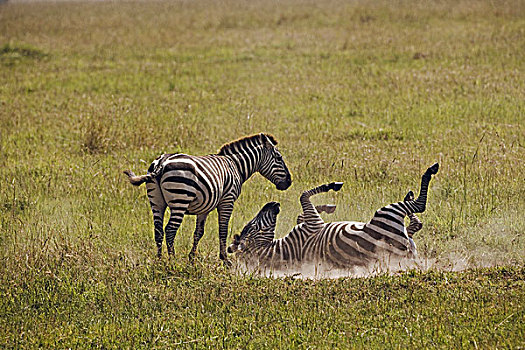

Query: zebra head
left=227, top=201, right=280, bottom=254
left=258, top=134, right=292, bottom=191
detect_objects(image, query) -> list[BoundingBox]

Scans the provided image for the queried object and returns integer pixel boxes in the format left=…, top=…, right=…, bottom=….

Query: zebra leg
left=299, top=182, right=343, bottom=232
left=217, top=201, right=234, bottom=266
left=404, top=191, right=422, bottom=237
left=404, top=163, right=439, bottom=214
left=406, top=215, right=423, bottom=238
left=154, top=218, right=165, bottom=258
left=164, top=207, right=187, bottom=256
left=146, top=180, right=167, bottom=258
left=357, top=165, right=437, bottom=258
left=188, top=213, right=209, bottom=261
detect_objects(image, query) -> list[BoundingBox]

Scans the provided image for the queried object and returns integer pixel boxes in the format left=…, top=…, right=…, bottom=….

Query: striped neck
left=217, top=133, right=277, bottom=183
left=226, top=146, right=265, bottom=183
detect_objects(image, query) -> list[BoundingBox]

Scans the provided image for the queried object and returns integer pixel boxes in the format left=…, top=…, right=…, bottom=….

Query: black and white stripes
left=228, top=163, right=439, bottom=272
left=124, top=133, right=291, bottom=263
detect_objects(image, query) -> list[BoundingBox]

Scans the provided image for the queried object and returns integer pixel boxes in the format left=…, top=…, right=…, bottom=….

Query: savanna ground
left=0, top=0, right=524, bottom=348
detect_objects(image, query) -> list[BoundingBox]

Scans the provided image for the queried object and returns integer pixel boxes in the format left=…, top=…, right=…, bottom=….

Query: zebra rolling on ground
left=124, top=133, right=292, bottom=264
left=227, top=163, right=439, bottom=273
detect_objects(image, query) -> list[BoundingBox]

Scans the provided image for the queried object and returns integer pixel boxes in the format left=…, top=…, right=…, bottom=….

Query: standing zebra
left=228, top=163, right=438, bottom=273
left=124, top=133, right=292, bottom=264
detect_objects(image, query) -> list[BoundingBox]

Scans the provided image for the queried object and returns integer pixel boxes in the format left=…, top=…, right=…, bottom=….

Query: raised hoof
left=324, top=204, right=337, bottom=213
left=426, top=163, right=439, bottom=175
left=329, top=182, right=344, bottom=191
left=316, top=204, right=337, bottom=214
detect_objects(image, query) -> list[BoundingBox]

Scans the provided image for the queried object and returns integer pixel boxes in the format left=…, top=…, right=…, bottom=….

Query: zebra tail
left=123, top=170, right=151, bottom=186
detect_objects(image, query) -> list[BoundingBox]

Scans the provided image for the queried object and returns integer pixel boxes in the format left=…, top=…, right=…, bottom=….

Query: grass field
left=1, top=0, right=524, bottom=348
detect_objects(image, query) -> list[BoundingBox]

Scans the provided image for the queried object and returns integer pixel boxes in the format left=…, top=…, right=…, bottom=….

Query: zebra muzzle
left=276, top=178, right=292, bottom=190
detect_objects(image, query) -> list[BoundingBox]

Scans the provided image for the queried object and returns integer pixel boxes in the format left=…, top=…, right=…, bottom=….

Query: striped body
left=232, top=213, right=417, bottom=271
left=229, top=163, right=438, bottom=272
left=125, top=133, right=291, bottom=263
left=148, top=153, right=240, bottom=216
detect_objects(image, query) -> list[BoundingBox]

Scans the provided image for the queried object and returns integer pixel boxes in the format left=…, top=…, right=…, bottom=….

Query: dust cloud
left=231, top=214, right=523, bottom=280
left=231, top=255, right=512, bottom=280
left=231, top=247, right=520, bottom=280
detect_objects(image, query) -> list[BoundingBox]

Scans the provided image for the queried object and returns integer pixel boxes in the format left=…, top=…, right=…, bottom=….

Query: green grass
left=0, top=0, right=524, bottom=347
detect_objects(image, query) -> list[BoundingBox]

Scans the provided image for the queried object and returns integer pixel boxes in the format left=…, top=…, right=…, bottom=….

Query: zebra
left=227, top=163, right=438, bottom=273
left=124, top=133, right=292, bottom=264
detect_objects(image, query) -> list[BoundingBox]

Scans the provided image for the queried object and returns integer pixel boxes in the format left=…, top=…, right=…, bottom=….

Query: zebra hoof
left=315, top=204, right=337, bottom=214
left=331, top=182, right=344, bottom=191
left=426, top=163, right=439, bottom=175
left=323, top=204, right=337, bottom=214
left=220, top=252, right=232, bottom=267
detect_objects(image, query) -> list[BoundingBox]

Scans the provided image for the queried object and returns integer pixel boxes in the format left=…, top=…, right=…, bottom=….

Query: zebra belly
left=186, top=196, right=221, bottom=215
left=302, top=222, right=412, bottom=268
left=302, top=222, right=371, bottom=267
left=160, top=168, right=222, bottom=215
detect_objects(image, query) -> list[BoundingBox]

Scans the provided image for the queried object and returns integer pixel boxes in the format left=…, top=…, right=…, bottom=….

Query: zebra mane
left=217, top=133, right=278, bottom=156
